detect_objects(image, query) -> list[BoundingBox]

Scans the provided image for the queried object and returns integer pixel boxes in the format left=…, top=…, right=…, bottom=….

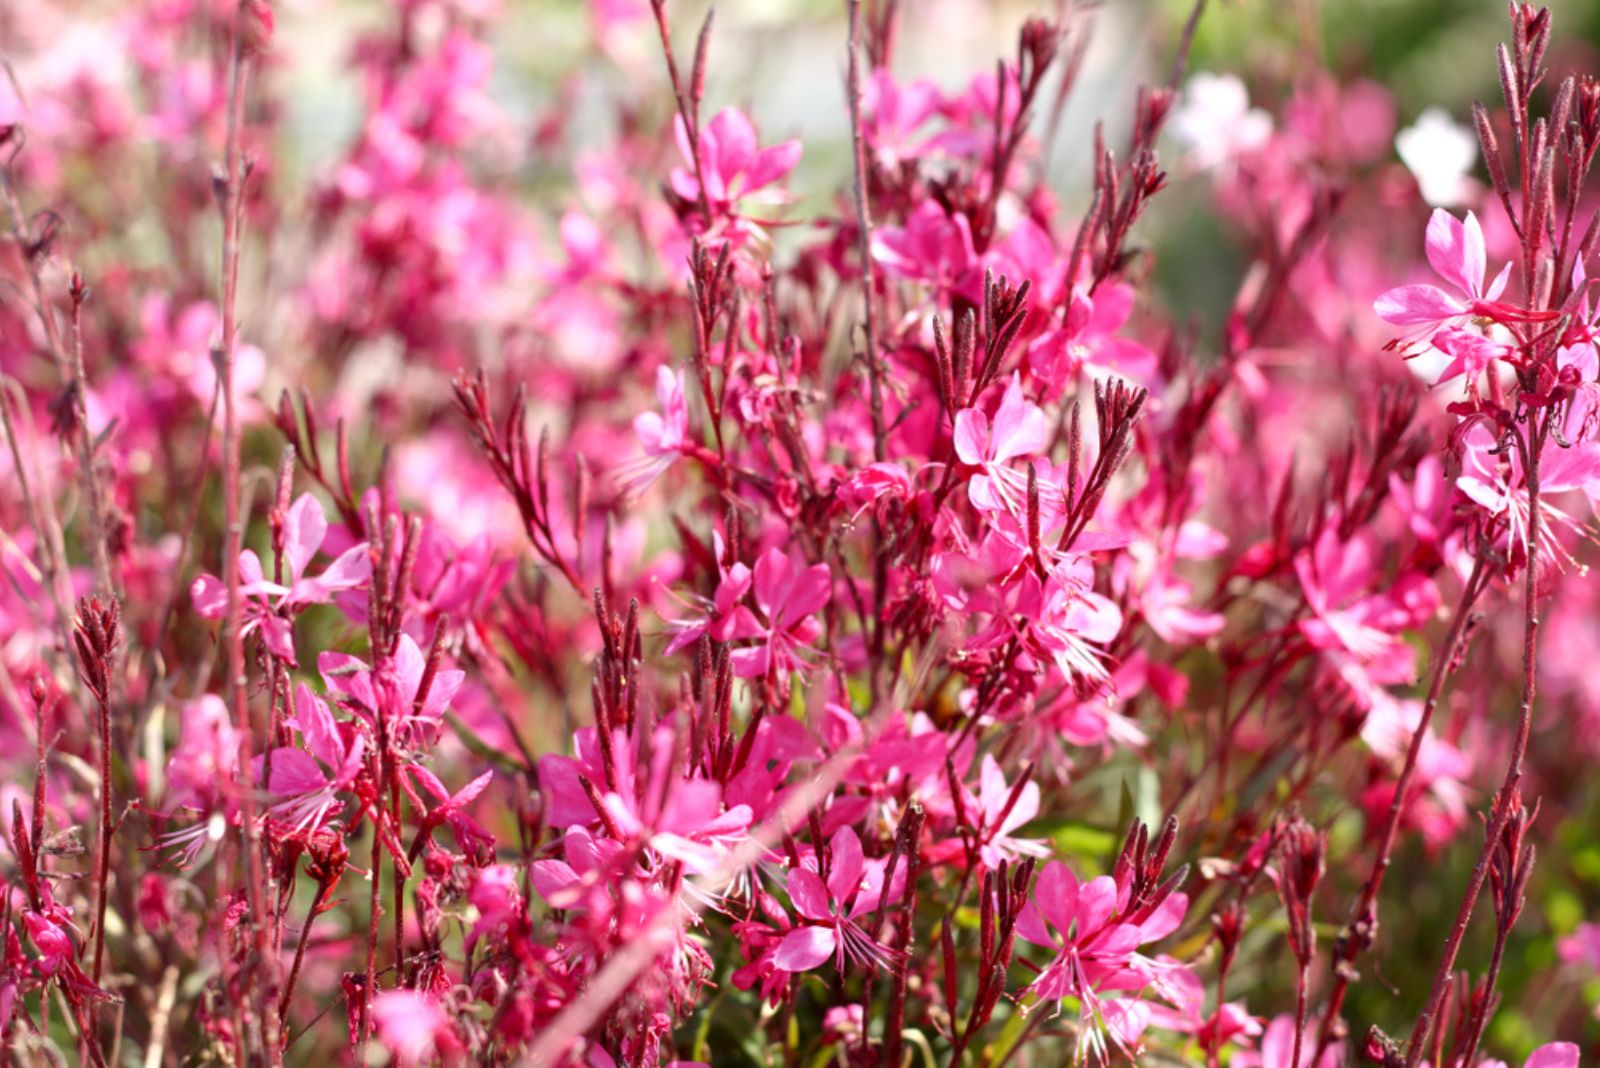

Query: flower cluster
left=1, top=0, right=1598, bottom=1066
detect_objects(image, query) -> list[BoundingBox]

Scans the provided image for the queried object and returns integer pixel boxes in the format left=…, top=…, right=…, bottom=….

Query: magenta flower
left=671, top=107, right=801, bottom=226
left=403, top=765, right=496, bottom=860
left=318, top=632, right=465, bottom=746
left=871, top=199, right=980, bottom=297
left=191, top=493, right=371, bottom=664
left=1017, top=861, right=1189, bottom=1060
left=256, top=683, right=366, bottom=833
left=1295, top=528, right=1438, bottom=687
left=771, top=828, right=902, bottom=974
left=967, top=754, right=1049, bottom=868
left=971, top=559, right=1123, bottom=687
left=600, top=765, right=753, bottom=877
left=725, top=548, right=831, bottom=679
left=163, top=694, right=240, bottom=816
left=1457, top=423, right=1600, bottom=566
left=1558, top=921, right=1600, bottom=971
left=1029, top=283, right=1159, bottom=392
left=862, top=68, right=941, bottom=167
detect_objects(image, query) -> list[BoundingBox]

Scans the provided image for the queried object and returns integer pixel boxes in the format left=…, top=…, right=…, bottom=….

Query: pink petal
left=751, top=548, right=791, bottom=618
left=659, top=778, right=724, bottom=833
left=1033, top=861, right=1080, bottom=935
left=290, top=683, right=343, bottom=770
left=771, top=925, right=836, bottom=972
left=261, top=747, right=328, bottom=796
left=393, top=634, right=426, bottom=704
left=1076, top=874, right=1119, bottom=931
left=282, top=494, right=327, bottom=583
left=191, top=574, right=227, bottom=618
left=989, top=375, right=1049, bottom=462
left=298, top=544, right=371, bottom=603
left=1014, top=900, right=1057, bottom=948
left=827, top=827, right=865, bottom=903
left=743, top=140, right=802, bottom=193
left=1373, top=284, right=1467, bottom=326
left=786, top=868, right=833, bottom=922
left=1138, top=891, right=1188, bottom=941
left=777, top=563, right=831, bottom=628
left=452, top=769, right=494, bottom=808
left=1524, top=1043, right=1579, bottom=1068
left=1424, top=208, right=1485, bottom=297
left=260, top=616, right=297, bottom=663
left=953, top=409, right=989, bottom=465
left=706, top=108, right=758, bottom=197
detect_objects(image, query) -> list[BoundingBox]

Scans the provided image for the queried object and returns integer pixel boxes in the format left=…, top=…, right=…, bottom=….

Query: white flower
left=1170, top=73, right=1272, bottom=172
left=1396, top=108, right=1477, bottom=208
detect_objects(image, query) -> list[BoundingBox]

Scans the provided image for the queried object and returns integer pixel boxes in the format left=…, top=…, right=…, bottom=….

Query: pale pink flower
left=372, top=990, right=459, bottom=1065
left=1233, top=1013, right=1342, bottom=1068
left=1374, top=209, right=1512, bottom=345
left=954, top=374, right=1052, bottom=514
left=617, top=366, right=690, bottom=496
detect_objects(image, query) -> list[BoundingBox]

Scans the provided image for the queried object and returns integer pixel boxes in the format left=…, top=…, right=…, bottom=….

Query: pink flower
left=1170, top=72, right=1272, bottom=171
left=164, top=694, right=240, bottom=815
left=1295, top=528, right=1437, bottom=687
left=966, top=754, right=1049, bottom=868
left=372, top=990, right=459, bottom=1065
left=1028, top=283, right=1159, bottom=392
left=1017, top=860, right=1189, bottom=1060
left=725, top=548, right=831, bottom=679
left=1233, top=1014, right=1341, bottom=1068
left=971, top=559, right=1123, bottom=687
left=403, top=766, right=496, bottom=860
left=1479, top=1044, right=1580, bottom=1068
left=318, top=633, right=465, bottom=746
left=600, top=762, right=753, bottom=876
left=862, top=69, right=941, bottom=167
left=1558, top=921, right=1600, bottom=971
left=771, top=828, right=902, bottom=974
left=256, top=683, right=366, bottom=833
left=1374, top=209, right=1514, bottom=345
left=671, top=107, right=801, bottom=228
left=954, top=374, right=1051, bottom=514
left=617, top=366, right=691, bottom=496
left=467, top=864, right=524, bottom=948
left=871, top=200, right=980, bottom=297
left=191, top=494, right=371, bottom=664
left=1360, top=694, right=1472, bottom=851
left=1457, top=423, right=1600, bottom=566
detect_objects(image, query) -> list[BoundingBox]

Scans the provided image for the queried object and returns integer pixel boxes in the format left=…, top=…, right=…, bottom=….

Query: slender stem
left=845, top=0, right=891, bottom=705
left=278, top=884, right=329, bottom=1025
left=1405, top=422, right=1545, bottom=1067
left=91, top=685, right=112, bottom=984
left=1314, top=545, right=1490, bottom=1056
left=1455, top=918, right=1514, bottom=1068
left=65, top=286, right=114, bottom=595
left=215, top=5, right=280, bottom=1058
left=845, top=0, right=886, bottom=466
left=1289, top=963, right=1309, bottom=1068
